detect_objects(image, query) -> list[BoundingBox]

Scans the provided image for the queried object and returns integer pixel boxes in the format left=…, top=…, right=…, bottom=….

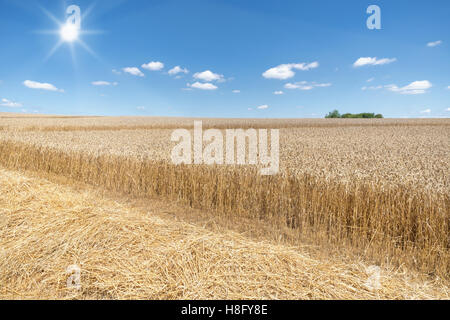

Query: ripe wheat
left=0, top=117, right=448, bottom=280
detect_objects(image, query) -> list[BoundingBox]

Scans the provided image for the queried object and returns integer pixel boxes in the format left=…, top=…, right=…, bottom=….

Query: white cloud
left=112, top=69, right=121, bottom=75
left=232, top=90, right=240, bottom=93
left=420, top=109, right=431, bottom=114
left=257, top=104, right=269, bottom=110
left=361, top=85, right=382, bottom=91
left=285, top=81, right=331, bottom=90
left=262, top=62, right=319, bottom=80
left=447, top=86, right=450, bottom=90
left=188, top=82, right=218, bottom=90
left=427, top=40, right=442, bottom=47
left=353, top=57, right=397, bottom=67
left=92, top=81, right=118, bottom=86
left=137, top=106, right=146, bottom=110
left=23, top=80, right=64, bottom=92
left=315, top=83, right=332, bottom=87
left=168, top=66, right=189, bottom=75
left=193, top=70, right=224, bottom=82
left=123, top=67, right=144, bottom=77
left=1, top=98, right=22, bottom=108
left=273, top=91, right=284, bottom=95
left=367, top=77, right=375, bottom=82
left=446, top=108, right=450, bottom=112
left=386, top=80, right=432, bottom=95
left=285, top=82, right=307, bottom=90
left=142, top=61, right=164, bottom=71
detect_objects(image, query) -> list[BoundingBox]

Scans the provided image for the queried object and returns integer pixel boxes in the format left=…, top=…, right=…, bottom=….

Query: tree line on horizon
left=325, top=110, right=383, bottom=119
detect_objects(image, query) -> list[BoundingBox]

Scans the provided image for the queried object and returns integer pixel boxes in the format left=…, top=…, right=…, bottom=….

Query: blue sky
left=0, top=0, right=449, bottom=118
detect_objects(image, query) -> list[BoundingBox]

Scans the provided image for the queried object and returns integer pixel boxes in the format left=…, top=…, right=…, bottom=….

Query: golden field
left=0, top=115, right=448, bottom=299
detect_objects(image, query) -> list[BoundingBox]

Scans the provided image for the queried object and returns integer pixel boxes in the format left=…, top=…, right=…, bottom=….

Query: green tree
left=325, top=109, right=341, bottom=118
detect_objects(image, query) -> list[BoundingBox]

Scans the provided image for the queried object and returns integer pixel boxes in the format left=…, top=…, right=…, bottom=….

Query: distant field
left=0, top=114, right=449, bottom=130
left=0, top=115, right=448, bottom=299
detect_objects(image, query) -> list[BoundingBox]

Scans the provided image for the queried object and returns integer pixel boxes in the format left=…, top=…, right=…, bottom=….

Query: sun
left=37, top=5, right=102, bottom=61
left=60, top=23, right=79, bottom=42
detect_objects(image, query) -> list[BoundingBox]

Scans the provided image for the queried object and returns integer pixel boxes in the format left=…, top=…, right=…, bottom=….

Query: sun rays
left=36, top=4, right=102, bottom=63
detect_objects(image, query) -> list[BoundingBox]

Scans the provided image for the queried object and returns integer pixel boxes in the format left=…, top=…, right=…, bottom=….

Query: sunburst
left=60, top=22, right=79, bottom=42
left=36, top=4, right=102, bottom=62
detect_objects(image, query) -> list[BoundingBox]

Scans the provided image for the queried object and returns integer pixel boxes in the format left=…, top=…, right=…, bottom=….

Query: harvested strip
left=0, top=168, right=447, bottom=299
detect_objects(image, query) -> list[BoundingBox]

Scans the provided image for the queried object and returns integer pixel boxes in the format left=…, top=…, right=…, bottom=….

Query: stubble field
left=0, top=115, right=448, bottom=299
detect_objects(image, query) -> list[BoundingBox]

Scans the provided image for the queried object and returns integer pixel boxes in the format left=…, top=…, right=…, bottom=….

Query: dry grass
left=0, top=168, right=448, bottom=299
left=0, top=115, right=448, bottom=298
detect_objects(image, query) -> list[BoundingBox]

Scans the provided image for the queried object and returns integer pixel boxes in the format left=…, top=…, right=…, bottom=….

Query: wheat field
left=0, top=115, right=448, bottom=299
